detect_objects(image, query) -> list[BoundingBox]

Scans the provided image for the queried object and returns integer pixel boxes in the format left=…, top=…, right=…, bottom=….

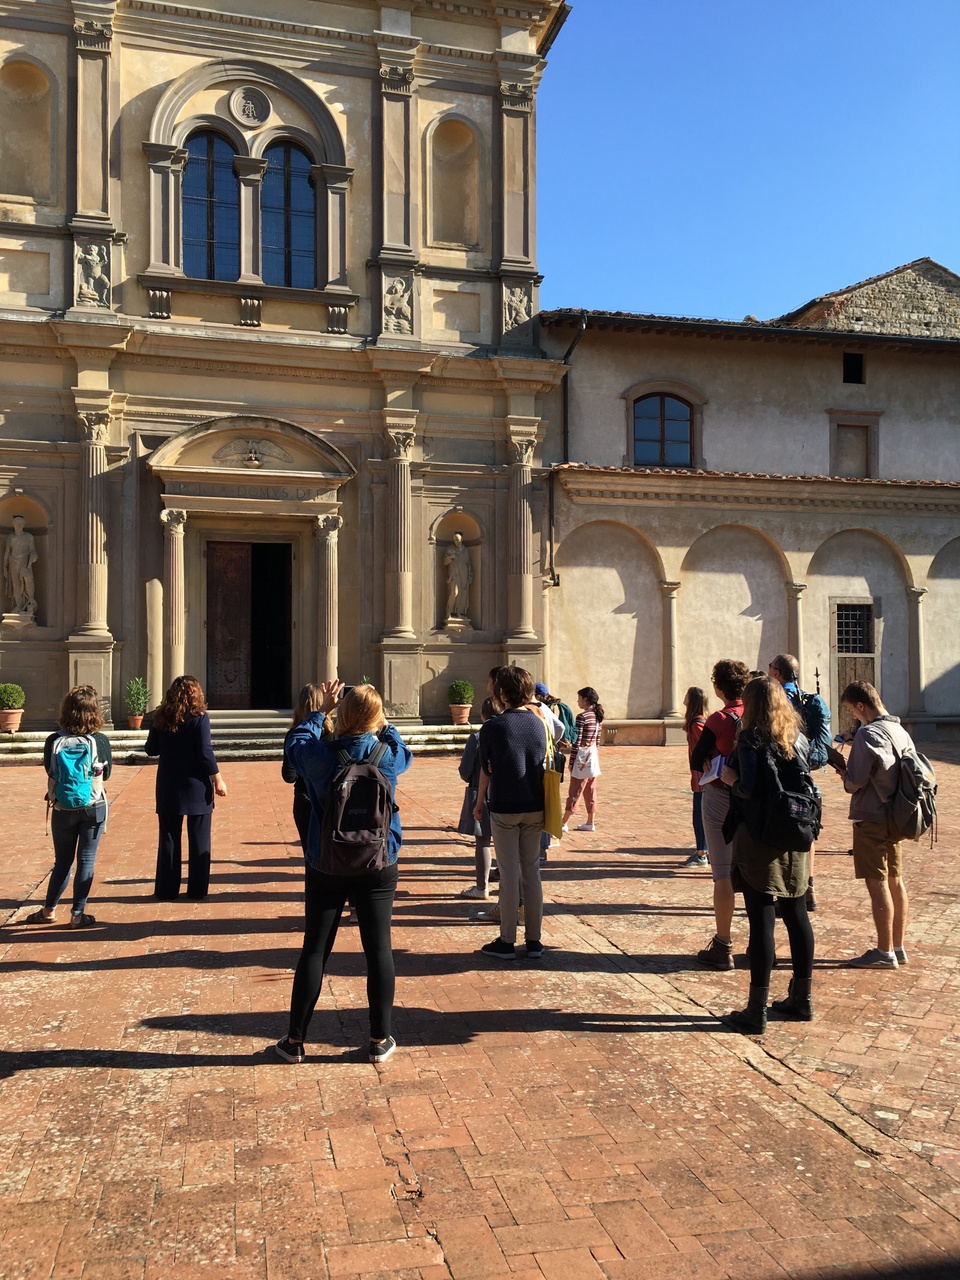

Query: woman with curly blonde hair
left=146, top=675, right=227, bottom=899
left=721, top=676, right=817, bottom=1034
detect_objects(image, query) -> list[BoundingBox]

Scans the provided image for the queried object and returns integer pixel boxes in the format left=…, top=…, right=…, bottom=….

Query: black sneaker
left=479, top=937, right=516, bottom=961
left=525, top=939, right=544, bottom=959
left=369, top=1036, right=397, bottom=1064
left=274, top=1037, right=305, bottom=1063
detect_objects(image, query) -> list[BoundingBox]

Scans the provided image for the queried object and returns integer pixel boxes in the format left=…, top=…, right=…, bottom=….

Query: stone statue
left=76, top=243, right=110, bottom=307
left=383, top=277, right=413, bottom=334
left=443, top=532, right=473, bottom=619
left=504, top=286, right=531, bottom=332
left=4, top=516, right=38, bottom=615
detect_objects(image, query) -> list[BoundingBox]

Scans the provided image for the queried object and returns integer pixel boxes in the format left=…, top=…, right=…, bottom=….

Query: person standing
left=278, top=681, right=412, bottom=1064
left=146, top=675, right=227, bottom=900
left=561, top=687, right=604, bottom=832
left=474, top=666, right=557, bottom=960
left=28, top=685, right=112, bottom=928
left=682, top=686, right=709, bottom=867
left=282, top=684, right=328, bottom=854
left=690, top=659, right=751, bottom=969
left=767, top=654, right=831, bottom=910
left=456, top=696, right=498, bottom=899
left=837, top=680, right=913, bottom=968
left=721, top=677, right=816, bottom=1032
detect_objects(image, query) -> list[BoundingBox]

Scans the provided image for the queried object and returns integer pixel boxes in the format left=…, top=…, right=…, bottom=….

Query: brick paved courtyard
left=2, top=746, right=959, bottom=1279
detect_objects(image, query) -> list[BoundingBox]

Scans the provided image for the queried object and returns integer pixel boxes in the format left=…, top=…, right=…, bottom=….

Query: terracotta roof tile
left=552, top=463, right=960, bottom=490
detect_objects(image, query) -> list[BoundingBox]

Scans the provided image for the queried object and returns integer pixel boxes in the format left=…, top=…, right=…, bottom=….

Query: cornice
left=556, top=469, right=960, bottom=516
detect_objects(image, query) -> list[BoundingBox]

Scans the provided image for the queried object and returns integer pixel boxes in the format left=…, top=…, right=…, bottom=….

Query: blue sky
left=536, top=0, right=960, bottom=320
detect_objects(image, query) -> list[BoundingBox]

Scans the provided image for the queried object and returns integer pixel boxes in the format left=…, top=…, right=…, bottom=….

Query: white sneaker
left=561, top=823, right=569, bottom=833
left=576, top=822, right=595, bottom=832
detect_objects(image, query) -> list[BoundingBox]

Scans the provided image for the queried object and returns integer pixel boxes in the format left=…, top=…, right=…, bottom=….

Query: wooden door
left=837, top=655, right=875, bottom=735
left=206, top=541, right=252, bottom=709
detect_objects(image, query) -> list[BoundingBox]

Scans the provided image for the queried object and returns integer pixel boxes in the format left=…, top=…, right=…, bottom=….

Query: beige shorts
left=852, top=817, right=903, bottom=881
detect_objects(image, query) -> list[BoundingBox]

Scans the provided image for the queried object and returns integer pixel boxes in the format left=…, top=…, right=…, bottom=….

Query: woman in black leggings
left=720, top=676, right=816, bottom=1032
left=277, top=681, right=412, bottom=1065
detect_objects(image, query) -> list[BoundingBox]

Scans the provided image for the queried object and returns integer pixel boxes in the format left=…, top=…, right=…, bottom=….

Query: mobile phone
left=339, top=684, right=355, bottom=700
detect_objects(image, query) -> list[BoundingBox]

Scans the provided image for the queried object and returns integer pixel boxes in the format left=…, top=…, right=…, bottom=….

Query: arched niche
left=431, top=510, right=482, bottom=630
left=428, top=117, right=481, bottom=248
left=0, top=493, right=50, bottom=624
left=0, top=57, right=54, bottom=202
left=922, top=537, right=960, bottom=715
left=805, top=529, right=909, bottom=713
left=678, top=524, right=788, bottom=687
left=552, top=521, right=662, bottom=718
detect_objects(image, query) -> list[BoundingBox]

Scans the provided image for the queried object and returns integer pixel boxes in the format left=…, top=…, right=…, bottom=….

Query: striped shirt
left=574, top=709, right=600, bottom=750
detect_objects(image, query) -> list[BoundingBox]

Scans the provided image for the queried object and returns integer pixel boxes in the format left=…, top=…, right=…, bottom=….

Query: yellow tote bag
left=541, top=715, right=564, bottom=839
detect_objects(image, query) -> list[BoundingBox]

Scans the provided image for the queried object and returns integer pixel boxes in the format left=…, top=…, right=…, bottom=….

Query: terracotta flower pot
left=127, top=715, right=144, bottom=729
left=0, top=708, right=24, bottom=733
left=449, top=703, right=472, bottom=726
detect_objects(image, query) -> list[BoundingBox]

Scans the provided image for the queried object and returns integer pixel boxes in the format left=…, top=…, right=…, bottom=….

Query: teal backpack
left=48, top=734, right=102, bottom=809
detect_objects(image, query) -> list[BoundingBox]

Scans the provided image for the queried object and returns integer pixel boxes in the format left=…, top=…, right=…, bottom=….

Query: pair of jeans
left=155, top=812, right=212, bottom=898
left=489, top=810, right=543, bottom=945
left=692, top=790, right=706, bottom=851
left=46, top=803, right=107, bottom=914
left=741, top=884, right=814, bottom=987
left=288, top=861, right=398, bottom=1043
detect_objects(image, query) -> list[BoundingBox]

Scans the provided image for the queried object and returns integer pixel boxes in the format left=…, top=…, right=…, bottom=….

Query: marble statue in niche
left=443, top=531, right=473, bottom=624
left=4, top=515, right=38, bottom=615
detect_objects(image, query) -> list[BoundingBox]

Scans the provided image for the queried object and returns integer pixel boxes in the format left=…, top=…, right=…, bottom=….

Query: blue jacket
left=285, top=715, right=412, bottom=869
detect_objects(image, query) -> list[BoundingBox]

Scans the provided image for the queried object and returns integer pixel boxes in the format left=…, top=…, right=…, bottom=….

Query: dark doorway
left=206, top=541, right=292, bottom=709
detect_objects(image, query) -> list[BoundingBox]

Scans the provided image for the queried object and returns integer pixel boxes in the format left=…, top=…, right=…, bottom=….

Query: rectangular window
left=836, top=603, right=873, bottom=654
left=843, top=352, right=865, bottom=384
left=835, top=424, right=870, bottom=478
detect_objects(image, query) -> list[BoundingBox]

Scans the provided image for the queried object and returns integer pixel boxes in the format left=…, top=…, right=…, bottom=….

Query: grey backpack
left=872, top=722, right=937, bottom=843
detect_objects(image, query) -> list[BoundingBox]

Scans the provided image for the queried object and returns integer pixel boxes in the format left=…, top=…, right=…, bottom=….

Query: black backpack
left=759, top=750, right=823, bottom=853
left=319, top=741, right=395, bottom=876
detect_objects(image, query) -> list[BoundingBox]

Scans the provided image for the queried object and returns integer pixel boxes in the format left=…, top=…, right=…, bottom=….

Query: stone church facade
left=2, top=4, right=959, bottom=741
left=0, top=0, right=567, bottom=726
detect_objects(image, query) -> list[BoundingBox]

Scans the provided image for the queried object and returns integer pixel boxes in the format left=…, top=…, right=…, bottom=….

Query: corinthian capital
left=77, top=411, right=112, bottom=444
left=510, top=438, right=535, bottom=466
left=315, top=514, right=344, bottom=538
left=160, top=508, right=187, bottom=535
left=387, top=430, right=416, bottom=460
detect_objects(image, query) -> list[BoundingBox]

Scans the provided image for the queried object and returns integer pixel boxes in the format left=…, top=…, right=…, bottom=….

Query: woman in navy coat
left=145, top=675, right=227, bottom=899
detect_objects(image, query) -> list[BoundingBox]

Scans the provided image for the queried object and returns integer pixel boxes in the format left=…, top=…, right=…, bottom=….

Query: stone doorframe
left=147, top=416, right=355, bottom=699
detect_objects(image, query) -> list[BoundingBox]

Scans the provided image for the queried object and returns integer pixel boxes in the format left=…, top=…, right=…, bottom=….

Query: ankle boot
left=770, top=977, right=813, bottom=1021
left=723, top=984, right=768, bottom=1034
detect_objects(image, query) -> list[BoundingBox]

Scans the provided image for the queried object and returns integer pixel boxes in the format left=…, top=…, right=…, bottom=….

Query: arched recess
left=427, top=116, right=481, bottom=248
left=805, top=529, right=909, bottom=715
left=0, top=56, right=55, bottom=202
left=147, top=414, right=356, bottom=481
left=0, top=492, right=51, bottom=625
left=552, top=521, right=663, bottom=719
left=678, top=524, right=788, bottom=690
left=430, top=510, right=483, bottom=630
left=922, top=538, right=960, bottom=715
left=143, top=60, right=351, bottom=287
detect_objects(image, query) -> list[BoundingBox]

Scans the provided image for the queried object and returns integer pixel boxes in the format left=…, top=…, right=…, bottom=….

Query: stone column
left=659, top=580, right=681, bottom=719
left=383, top=424, right=416, bottom=640
left=508, top=436, right=536, bottom=639
left=234, top=156, right=267, bottom=282
left=76, top=411, right=111, bottom=635
left=142, top=143, right=188, bottom=276
left=160, top=508, right=187, bottom=684
left=906, top=585, right=927, bottom=714
left=315, top=514, right=343, bottom=682
left=786, top=582, right=807, bottom=683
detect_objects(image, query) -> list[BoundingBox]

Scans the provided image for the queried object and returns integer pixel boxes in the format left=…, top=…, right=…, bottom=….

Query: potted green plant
left=124, top=676, right=150, bottom=729
left=0, top=682, right=26, bottom=733
left=448, top=678, right=474, bottom=726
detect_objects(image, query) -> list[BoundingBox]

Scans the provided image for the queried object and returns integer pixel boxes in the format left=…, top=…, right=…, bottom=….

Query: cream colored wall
left=925, top=537, right=960, bottom=715
left=543, top=330, right=960, bottom=484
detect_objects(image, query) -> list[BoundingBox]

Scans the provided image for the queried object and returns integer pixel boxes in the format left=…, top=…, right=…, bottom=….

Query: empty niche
left=431, top=119, right=479, bottom=247
left=0, top=60, right=53, bottom=201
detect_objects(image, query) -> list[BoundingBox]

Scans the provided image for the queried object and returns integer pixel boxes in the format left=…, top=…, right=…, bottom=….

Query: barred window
left=183, top=132, right=240, bottom=281
left=261, top=142, right=316, bottom=289
left=836, top=604, right=873, bottom=654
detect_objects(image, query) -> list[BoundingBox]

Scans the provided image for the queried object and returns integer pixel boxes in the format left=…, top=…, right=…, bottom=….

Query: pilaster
left=906, top=585, right=927, bottom=715
left=234, top=156, right=267, bottom=283
left=314, top=514, right=343, bottom=683
left=160, top=508, right=187, bottom=686
left=786, top=582, right=807, bottom=684
left=659, top=581, right=681, bottom=720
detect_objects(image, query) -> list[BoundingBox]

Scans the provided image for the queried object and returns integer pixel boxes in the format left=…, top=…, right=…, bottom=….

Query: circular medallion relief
left=228, top=86, right=271, bottom=127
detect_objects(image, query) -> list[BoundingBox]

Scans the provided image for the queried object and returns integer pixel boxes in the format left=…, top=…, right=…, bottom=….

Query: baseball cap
left=534, top=682, right=549, bottom=699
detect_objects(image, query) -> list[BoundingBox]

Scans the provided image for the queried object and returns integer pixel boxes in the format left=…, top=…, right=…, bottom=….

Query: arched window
left=182, top=132, right=240, bottom=281
left=634, top=394, right=693, bottom=467
left=0, top=60, right=52, bottom=201
left=261, top=142, right=316, bottom=288
left=431, top=119, right=479, bottom=247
